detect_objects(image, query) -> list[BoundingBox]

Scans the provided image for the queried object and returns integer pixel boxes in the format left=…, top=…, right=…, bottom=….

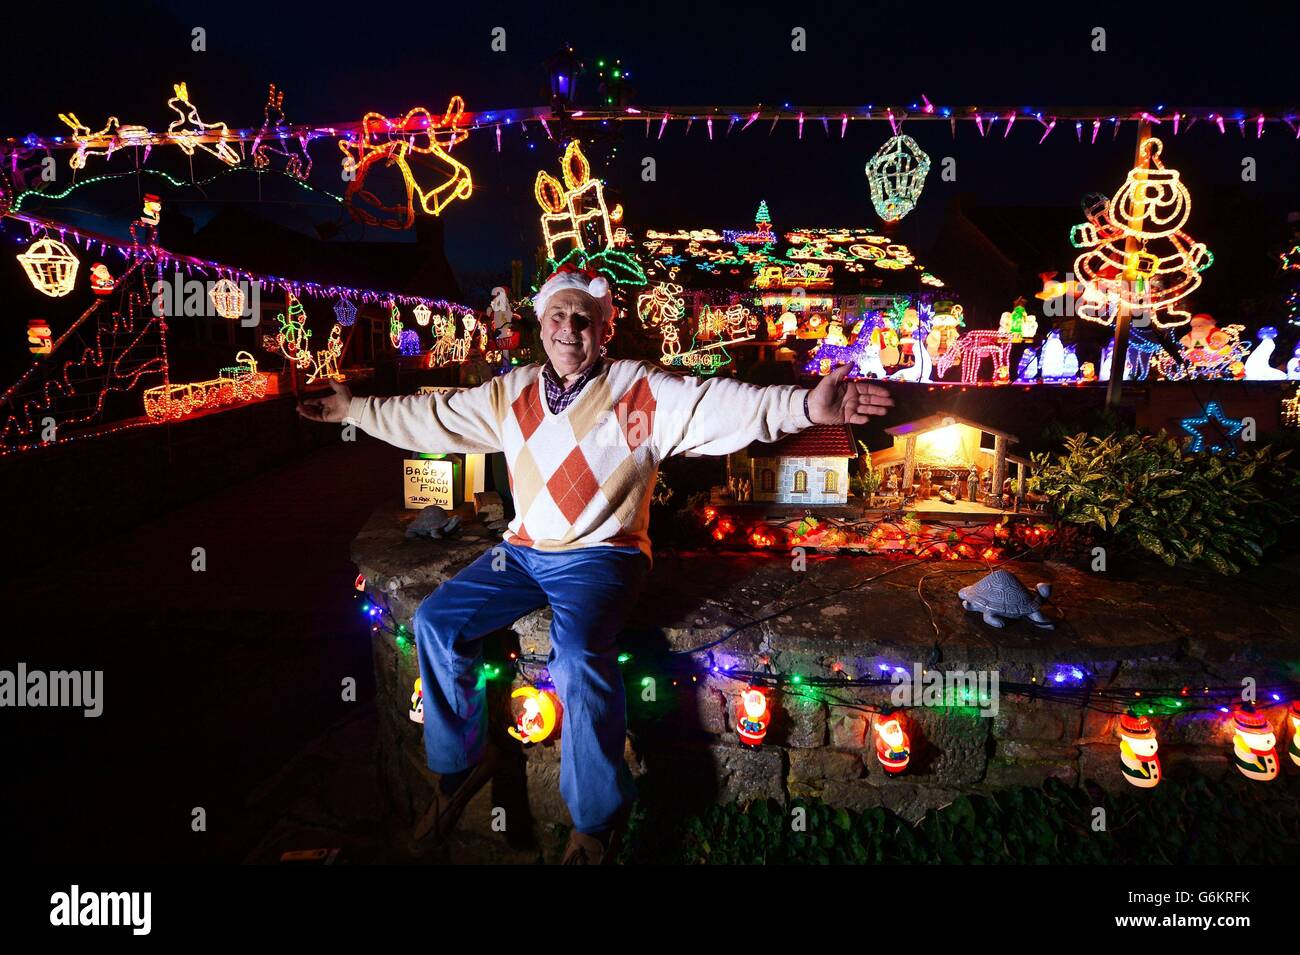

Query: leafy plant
left=1029, top=432, right=1300, bottom=574
left=618, top=775, right=1300, bottom=865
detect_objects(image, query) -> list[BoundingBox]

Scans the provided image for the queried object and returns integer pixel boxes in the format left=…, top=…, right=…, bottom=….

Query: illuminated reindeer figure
left=251, top=84, right=312, bottom=180
left=935, top=330, right=1013, bottom=384
left=166, top=82, right=241, bottom=166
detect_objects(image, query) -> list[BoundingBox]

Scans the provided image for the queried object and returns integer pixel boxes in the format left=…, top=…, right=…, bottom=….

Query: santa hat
left=533, top=265, right=613, bottom=325
left=1119, top=713, right=1155, bottom=739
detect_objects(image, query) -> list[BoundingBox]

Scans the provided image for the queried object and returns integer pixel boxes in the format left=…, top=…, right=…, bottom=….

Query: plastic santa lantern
left=1117, top=712, right=1161, bottom=788
left=89, top=262, right=115, bottom=295
left=1230, top=705, right=1279, bottom=782
left=509, top=685, right=560, bottom=744
left=874, top=714, right=910, bottom=774
left=736, top=687, right=771, bottom=748
left=1289, top=701, right=1300, bottom=768
left=409, top=677, right=424, bottom=724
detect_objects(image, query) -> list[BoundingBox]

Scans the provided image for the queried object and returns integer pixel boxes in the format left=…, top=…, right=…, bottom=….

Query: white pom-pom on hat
left=533, top=268, right=615, bottom=326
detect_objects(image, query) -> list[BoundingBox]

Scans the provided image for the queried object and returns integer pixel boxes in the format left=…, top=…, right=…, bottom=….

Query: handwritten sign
left=403, top=458, right=454, bottom=509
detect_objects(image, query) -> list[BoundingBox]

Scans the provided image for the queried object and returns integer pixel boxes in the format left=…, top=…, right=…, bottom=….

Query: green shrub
left=1028, top=432, right=1300, bottom=574
left=618, top=775, right=1300, bottom=865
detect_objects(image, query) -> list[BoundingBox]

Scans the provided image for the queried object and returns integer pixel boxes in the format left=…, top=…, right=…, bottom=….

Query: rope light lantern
left=865, top=134, right=931, bottom=223
left=17, top=237, right=80, bottom=297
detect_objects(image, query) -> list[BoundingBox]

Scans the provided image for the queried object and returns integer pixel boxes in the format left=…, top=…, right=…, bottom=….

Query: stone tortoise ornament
left=405, top=505, right=462, bottom=540
left=958, top=569, right=1054, bottom=629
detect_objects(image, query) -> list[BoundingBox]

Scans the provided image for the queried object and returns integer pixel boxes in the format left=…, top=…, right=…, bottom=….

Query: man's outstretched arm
left=297, top=380, right=504, bottom=454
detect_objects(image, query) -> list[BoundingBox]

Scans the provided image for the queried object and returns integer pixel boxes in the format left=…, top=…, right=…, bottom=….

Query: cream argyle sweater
left=346, top=359, right=812, bottom=558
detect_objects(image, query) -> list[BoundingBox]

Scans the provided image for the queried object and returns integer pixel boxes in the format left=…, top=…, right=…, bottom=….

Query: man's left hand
left=807, top=364, right=894, bottom=425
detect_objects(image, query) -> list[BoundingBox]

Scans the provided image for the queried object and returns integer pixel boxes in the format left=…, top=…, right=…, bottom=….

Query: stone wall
left=353, top=505, right=1300, bottom=826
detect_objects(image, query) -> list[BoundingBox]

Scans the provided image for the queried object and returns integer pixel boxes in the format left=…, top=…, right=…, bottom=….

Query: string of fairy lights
left=354, top=557, right=1300, bottom=721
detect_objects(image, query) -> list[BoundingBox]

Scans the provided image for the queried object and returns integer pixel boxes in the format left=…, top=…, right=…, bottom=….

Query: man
left=299, top=266, right=892, bottom=863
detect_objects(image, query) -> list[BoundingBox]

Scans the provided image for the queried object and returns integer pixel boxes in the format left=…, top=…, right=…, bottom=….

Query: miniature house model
left=739, top=424, right=856, bottom=505
left=869, top=414, right=1028, bottom=508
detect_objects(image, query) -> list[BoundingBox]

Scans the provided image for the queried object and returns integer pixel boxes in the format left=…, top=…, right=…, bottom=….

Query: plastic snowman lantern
left=1288, top=344, right=1300, bottom=381
left=409, top=678, right=423, bottom=724
left=1230, top=706, right=1279, bottom=782
left=1117, top=712, right=1161, bottom=788
left=1289, top=701, right=1300, bottom=767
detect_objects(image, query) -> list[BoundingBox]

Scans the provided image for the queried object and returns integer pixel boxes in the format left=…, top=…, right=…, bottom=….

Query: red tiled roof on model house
left=749, top=424, right=856, bottom=457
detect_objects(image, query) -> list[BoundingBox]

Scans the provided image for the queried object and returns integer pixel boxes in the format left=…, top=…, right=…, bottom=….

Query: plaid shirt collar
left=541, top=358, right=604, bottom=414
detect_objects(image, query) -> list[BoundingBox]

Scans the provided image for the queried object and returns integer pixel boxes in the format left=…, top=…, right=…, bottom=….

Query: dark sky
left=4, top=0, right=1299, bottom=288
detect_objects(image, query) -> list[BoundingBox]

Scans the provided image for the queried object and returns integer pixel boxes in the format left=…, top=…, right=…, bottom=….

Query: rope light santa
left=1071, top=137, right=1212, bottom=330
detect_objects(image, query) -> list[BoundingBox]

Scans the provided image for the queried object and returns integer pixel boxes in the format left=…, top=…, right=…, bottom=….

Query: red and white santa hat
left=533, top=264, right=613, bottom=325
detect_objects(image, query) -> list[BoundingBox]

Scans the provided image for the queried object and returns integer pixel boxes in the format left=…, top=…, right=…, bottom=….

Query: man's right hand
left=296, top=380, right=353, bottom=423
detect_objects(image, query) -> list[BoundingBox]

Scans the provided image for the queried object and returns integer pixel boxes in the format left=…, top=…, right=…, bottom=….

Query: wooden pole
left=1104, top=119, right=1153, bottom=410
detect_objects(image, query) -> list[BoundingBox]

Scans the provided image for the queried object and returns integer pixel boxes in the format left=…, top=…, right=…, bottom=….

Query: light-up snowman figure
left=1230, top=706, right=1279, bottom=782
left=1117, top=713, right=1161, bottom=788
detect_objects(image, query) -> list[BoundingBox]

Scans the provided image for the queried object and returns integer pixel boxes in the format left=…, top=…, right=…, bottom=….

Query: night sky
left=4, top=1, right=1299, bottom=301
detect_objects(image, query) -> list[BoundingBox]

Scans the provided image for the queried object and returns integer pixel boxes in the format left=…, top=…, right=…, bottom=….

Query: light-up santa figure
left=874, top=714, right=910, bottom=774
left=1117, top=712, right=1161, bottom=788
left=1071, top=137, right=1211, bottom=330
left=736, top=687, right=771, bottom=748
left=1230, top=706, right=1279, bottom=782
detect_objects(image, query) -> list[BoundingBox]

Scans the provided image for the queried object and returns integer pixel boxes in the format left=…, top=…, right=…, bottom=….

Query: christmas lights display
left=508, top=685, right=560, bottom=744
left=88, top=262, right=115, bottom=295
left=250, top=84, right=312, bottom=180
left=165, top=82, right=241, bottom=167
left=874, top=715, right=911, bottom=774
left=1, top=259, right=167, bottom=452
left=535, top=139, right=645, bottom=286
left=736, top=687, right=771, bottom=747
left=935, top=330, right=1013, bottom=385
left=1290, top=701, right=1300, bottom=767
left=273, top=292, right=313, bottom=369
left=1242, top=326, right=1286, bottom=381
left=333, top=296, right=357, bottom=327
left=1117, top=713, right=1162, bottom=788
left=142, top=350, right=268, bottom=421
left=409, top=678, right=423, bottom=724
left=1230, top=706, right=1279, bottom=782
left=17, top=237, right=80, bottom=297
left=339, top=99, right=473, bottom=229
left=1179, top=400, right=1245, bottom=454
left=1071, top=138, right=1211, bottom=330
left=208, top=278, right=246, bottom=320
left=358, top=575, right=1300, bottom=796
left=305, top=325, right=345, bottom=384
left=864, top=134, right=931, bottom=222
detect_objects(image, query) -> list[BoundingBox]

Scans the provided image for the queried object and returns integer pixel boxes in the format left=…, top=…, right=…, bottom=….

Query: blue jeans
left=413, top=541, right=648, bottom=833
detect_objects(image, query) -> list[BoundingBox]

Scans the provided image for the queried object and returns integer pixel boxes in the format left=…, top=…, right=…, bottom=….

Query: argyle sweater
left=346, top=360, right=813, bottom=558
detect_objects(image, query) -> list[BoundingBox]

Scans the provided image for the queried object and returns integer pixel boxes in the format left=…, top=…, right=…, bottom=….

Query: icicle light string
left=1, top=210, right=476, bottom=313
left=12, top=101, right=1300, bottom=159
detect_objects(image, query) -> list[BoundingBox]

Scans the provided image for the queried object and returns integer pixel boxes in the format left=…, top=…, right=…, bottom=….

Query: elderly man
left=299, top=267, right=891, bottom=863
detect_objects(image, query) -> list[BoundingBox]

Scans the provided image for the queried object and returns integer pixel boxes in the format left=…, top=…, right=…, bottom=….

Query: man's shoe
left=561, top=809, right=629, bottom=865
left=561, top=830, right=610, bottom=865
left=409, top=748, right=498, bottom=852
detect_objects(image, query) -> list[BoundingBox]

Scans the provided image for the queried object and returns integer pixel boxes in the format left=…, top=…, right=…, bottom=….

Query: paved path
left=1, top=436, right=406, bottom=863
